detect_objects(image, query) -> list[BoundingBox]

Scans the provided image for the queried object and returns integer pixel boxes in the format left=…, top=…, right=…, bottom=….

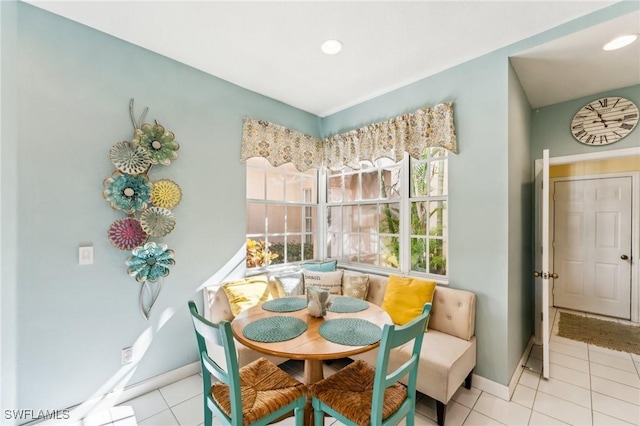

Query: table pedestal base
left=303, top=359, right=325, bottom=426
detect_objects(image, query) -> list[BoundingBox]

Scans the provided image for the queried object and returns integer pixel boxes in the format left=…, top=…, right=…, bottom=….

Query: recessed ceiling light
left=321, top=39, right=343, bottom=55
left=603, top=34, right=638, bottom=51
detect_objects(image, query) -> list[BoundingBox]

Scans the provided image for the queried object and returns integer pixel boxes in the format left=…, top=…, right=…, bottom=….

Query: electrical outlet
left=121, top=347, right=133, bottom=365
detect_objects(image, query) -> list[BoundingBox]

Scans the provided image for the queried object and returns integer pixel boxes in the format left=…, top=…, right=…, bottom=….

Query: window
left=409, top=148, right=448, bottom=275
left=326, top=158, right=402, bottom=269
left=246, top=148, right=447, bottom=279
left=246, top=157, right=318, bottom=267
left=326, top=148, right=448, bottom=278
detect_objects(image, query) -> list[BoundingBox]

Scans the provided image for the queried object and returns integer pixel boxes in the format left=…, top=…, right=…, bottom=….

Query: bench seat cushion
left=349, top=330, right=476, bottom=404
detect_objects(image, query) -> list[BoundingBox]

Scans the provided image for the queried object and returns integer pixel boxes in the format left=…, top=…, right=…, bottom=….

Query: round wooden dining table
left=231, top=296, right=392, bottom=426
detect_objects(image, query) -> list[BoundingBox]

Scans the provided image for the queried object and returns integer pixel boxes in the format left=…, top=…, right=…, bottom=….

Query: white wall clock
left=570, top=96, right=639, bottom=145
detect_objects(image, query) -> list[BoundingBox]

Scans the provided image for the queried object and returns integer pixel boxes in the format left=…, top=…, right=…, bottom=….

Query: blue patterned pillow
left=301, top=260, right=337, bottom=272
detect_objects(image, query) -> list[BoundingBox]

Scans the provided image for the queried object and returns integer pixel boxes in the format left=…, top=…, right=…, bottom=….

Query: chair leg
left=294, top=404, right=304, bottom=426
left=436, top=401, right=446, bottom=426
left=204, top=407, right=212, bottom=426
left=464, top=371, right=473, bottom=389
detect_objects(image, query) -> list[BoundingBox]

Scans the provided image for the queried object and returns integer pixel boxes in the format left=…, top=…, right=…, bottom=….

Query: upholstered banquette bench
left=204, top=271, right=476, bottom=426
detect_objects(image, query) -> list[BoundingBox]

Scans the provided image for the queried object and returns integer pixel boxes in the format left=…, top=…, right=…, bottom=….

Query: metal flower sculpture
left=133, top=122, right=180, bottom=166
left=103, top=172, right=152, bottom=214
left=126, top=242, right=176, bottom=320
left=126, top=242, right=175, bottom=283
left=103, top=99, right=182, bottom=320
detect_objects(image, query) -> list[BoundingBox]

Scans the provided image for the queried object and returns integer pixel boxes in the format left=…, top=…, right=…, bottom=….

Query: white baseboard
left=112, top=361, right=201, bottom=405
left=28, top=362, right=200, bottom=425
left=471, top=336, right=534, bottom=402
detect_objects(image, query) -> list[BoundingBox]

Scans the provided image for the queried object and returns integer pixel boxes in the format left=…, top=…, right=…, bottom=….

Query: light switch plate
left=79, top=246, right=93, bottom=265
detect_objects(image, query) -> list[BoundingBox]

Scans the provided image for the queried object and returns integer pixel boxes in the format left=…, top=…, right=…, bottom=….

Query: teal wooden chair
left=309, top=303, right=432, bottom=426
left=188, top=301, right=306, bottom=426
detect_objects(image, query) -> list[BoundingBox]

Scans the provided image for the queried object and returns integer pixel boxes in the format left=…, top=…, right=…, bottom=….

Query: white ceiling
left=24, top=1, right=639, bottom=116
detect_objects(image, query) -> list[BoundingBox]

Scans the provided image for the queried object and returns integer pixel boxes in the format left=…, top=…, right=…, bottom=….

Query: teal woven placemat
left=243, top=316, right=307, bottom=343
left=319, top=318, right=382, bottom=346
left=328, top=297, right=369, bottom=313
left=262, top=297, right=307, bottom=312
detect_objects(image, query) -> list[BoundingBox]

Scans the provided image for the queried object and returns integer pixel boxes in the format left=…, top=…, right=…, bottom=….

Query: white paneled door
left=553, top=176, right=632, bottom=319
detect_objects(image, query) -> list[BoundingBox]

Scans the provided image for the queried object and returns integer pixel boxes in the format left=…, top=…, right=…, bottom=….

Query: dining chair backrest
left=371, top=302, right=432, bottom=425
left=188, top=300, right=243, bottom=423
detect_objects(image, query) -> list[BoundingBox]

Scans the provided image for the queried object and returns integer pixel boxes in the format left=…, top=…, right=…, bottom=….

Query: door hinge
left=540, top=312, right=543, bottom=322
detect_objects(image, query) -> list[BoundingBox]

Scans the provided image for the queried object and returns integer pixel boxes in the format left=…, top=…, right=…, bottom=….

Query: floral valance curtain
left=241, top=102, right=457, bottom=172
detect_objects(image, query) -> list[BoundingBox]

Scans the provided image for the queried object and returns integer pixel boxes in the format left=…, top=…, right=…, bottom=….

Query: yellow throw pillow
left=381, top=275, right=436, bottom=325
left=221, top=274, right=271, bottom=316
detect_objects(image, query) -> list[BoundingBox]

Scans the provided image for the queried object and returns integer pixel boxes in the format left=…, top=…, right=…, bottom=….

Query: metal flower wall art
left=103, top=99, right=181, bottom=320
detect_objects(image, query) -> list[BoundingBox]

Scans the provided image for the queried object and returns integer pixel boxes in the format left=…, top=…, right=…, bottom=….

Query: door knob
left=551, top=273, right=558, bottom=279
left=533, top=271, right=541, bottom=277
left=621, top=254, right=629, bottom=260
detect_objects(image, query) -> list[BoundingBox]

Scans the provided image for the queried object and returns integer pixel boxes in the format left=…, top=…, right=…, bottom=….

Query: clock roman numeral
left=600, top=135, right=608, bottom=144
left=574, top=130, right=586, bottom=138
left=599, top=99, right=608, bottom=108
left=572, top=123, right=583, bottom=129
left=620, top=123, right=634, bottom=130
left=612, top=98, right=621, bottom=108
left=614, top=131, right=623, bottom=138
left=576, top=115, right=587, bottom=119
left=586, top=134, right=596, bottom=144
left=585, top=105, right=596, bottom=112
left=623, top=113, right=638, bottom=120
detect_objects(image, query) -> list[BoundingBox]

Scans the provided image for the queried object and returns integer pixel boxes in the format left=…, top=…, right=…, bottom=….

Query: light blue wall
left=1, top=0, right=19, bottom=418
left=323, top=49, right=512, bottom=383
left=507, top=64, right=533, bottom=373
left=531, top=84, right=640, bottom=159
left=4, top=3, right=320, bottom=413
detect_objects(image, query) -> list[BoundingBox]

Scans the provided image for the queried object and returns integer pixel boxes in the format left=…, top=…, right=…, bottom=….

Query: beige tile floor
left=63, top=308, right=640, bottom=425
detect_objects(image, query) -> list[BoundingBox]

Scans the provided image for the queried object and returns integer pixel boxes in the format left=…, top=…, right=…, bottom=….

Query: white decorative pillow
left=303, top=270, right=344, bottom=295
left=342, top=271, right=370, bottom=300
left=271, top=271, right=304, bottom=297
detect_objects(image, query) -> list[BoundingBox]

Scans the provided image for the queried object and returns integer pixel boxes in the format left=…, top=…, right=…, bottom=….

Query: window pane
left=327, top=232, right=340, bottom=258
left=327, top=175, right=343, bottom=202
left=285, top=175, right=303, bottom=202
left=410, top=201, right=428, bottom=235
left=287, top=206, right=302, bottom=233
left=380, top=236, right=399, bottom=268
left=359, top=204, right=378, bottom=233
left=381, top=167, right=401, bottom=199
left=429, top=160, right=448, bottom=196
left=327, top=206, right=341, bottom=233
left=303, top=177, right=317, bottom=203
left=410, top=237, right=427, bottom=272
left=267, top=236, right=284, bottom=265
left=361, top=170, right=379, bottom=200
left=303, top=233, right=316, bottom=260
left=247, top=203, right=266, bottom=235
left=342, top=205, right=356, bottom=232
left=359, top=234, right=378, bottom=266
left=410, top=161, right=429, bottom=197
left=247, top=166, right=265, bottom=200
left=429, top=201, right=447, bottom=237
left=379, top=203, right=400, bottom=234
left=266, top=171, right=285, bottom=200
left=343, top=174, right=358, bottom=202
left=429, top=238, right=447, bottom=275
left=246, top=236, right=267, bottom=268
left=346, top=234, right=359, bottom=261
left=267, top=205, right=285, bottom=234
left=286, top=235, right=302, bottom=262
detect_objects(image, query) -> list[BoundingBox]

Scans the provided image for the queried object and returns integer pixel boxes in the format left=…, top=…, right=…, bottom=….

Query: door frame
left=549, top=172, right=638, bottom=321
left=539, top=147, right=640, bottom=324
